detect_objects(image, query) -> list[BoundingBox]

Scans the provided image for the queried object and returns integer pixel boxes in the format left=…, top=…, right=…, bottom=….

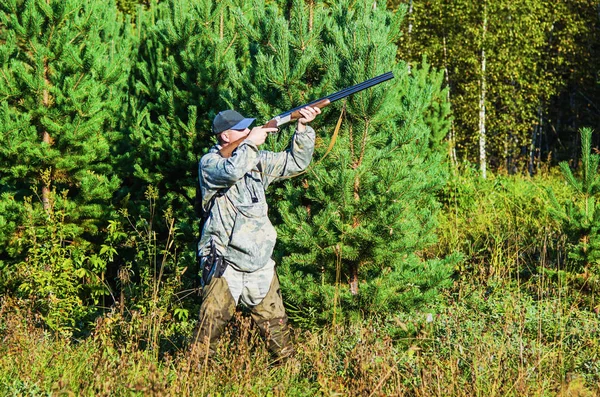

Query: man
left=194, top=106, right=321, bottom=361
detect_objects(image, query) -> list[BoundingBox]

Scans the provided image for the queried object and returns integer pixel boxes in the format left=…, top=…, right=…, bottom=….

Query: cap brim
left=229, top=118, right=255, bottom=130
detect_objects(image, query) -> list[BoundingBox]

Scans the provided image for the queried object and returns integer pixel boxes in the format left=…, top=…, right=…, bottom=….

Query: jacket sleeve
left=258, top=126, right=316, bottom=188
left=199, top=140, right=259, bottom=210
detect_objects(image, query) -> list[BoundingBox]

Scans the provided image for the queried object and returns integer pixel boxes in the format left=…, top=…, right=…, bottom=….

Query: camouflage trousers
left=193, top=264, right=293, bottom=360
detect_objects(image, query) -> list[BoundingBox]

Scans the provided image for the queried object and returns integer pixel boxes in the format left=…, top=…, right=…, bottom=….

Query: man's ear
left=219, top=131, right=230, bottom=144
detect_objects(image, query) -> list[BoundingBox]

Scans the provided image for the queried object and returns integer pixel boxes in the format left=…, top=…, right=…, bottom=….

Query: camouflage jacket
left=198, top=126, right=315, bottom=272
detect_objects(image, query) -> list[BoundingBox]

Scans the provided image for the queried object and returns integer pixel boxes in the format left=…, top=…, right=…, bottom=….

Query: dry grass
left=2, top=172, right=599, bottom=396
left=1, top=287, right=599, bottom=396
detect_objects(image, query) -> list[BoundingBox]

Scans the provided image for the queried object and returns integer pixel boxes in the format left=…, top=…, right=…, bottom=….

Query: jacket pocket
left=225, top=202, right=277, bottom=272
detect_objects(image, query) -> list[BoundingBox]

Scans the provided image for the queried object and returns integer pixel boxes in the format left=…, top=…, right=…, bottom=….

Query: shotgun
left=219, top=71, right=394, bottom=158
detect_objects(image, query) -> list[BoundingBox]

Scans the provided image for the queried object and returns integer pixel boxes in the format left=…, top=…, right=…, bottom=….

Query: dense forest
left=0, top=0, right=599, bottom=395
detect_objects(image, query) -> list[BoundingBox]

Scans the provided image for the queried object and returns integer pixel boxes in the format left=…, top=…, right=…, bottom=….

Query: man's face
left=223, top=127, right=250, bottom=143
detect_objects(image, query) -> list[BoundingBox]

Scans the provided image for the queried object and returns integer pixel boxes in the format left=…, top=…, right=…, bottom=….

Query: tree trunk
left=407, top=0, right=414, bottom=72
left=349, top=263, right=359, bottom=295
left=219, top=10, right=224, bottom=41
left=308, top=0, right=314, bottom=31
left=42, top=59, right=51, bottom=212
left=479, top=4, right=487, bottom=179
left=442, top=35, right=457, bottom=168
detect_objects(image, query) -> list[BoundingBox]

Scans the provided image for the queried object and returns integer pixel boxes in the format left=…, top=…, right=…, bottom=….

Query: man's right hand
left=246, top=126, right=278, bottom=146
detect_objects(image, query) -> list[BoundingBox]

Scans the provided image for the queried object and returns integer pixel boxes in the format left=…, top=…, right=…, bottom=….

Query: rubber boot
left=192, top=277, right=236, bottom=356
left=251, top=274, right=293, bottom=362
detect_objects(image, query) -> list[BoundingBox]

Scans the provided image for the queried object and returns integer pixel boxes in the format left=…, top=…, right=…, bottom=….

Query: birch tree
left=479, top=2, right=487, bottom=178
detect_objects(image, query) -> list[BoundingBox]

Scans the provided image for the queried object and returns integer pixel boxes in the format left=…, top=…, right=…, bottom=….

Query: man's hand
left=246, top=126, right=278, bottom=146
left=297, top=106, right=321, bottom=132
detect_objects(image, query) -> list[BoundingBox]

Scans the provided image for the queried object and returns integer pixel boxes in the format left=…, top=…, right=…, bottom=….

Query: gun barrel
left=279, top=71, right=394, bottom=117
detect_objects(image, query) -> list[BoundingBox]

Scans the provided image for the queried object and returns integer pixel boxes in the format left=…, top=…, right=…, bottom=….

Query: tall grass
left=1, top=173, right=599, bottom=395
left=1, top=285, right=598, bottom=396
left=434, top=168, right=569, bottom=283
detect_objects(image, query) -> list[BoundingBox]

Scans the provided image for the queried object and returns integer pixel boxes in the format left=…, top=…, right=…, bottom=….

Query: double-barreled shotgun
left=219, top=71, right=394, bottom=158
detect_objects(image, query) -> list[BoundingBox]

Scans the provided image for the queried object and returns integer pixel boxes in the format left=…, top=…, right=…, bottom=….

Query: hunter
left=194, top=106, right=321, bottom=361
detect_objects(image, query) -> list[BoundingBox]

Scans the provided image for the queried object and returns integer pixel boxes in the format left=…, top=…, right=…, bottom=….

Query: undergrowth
left=1, top=280, right=598, bottom=396
left=2, top=170, right=600, bottom=395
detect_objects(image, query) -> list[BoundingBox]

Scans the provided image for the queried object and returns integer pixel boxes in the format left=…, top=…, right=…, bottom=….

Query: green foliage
left=13, top=192, right=110, bottom=336
left=0, top=0, right=135, bottom=335
left=274, top=1, right=455, bottom=323
left=118, top=0, right=258, bottom=267
left=1, top=278, right=599, bottom=395
left=0, top=0, right=134, bottom=256
left=434, top=165, right=600, bottom=310
left=2, top=0, right=598, bottom=372
left=116, top=0, right=151, bottom=16
left=106, top=186, right=195, bottom=352
left=116, top=0, right=456, bottom=327
left=235, top=0, right=328, bottom=132
left=546, top=128, right=600, bottom=289
left=395, top=0, right=600, bottom=169
left=435, top=168, right=567, bottom=284
left=122, top=0, right=251, bottom=201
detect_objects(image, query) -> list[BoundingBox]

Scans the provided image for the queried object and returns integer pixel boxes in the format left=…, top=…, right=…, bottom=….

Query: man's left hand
left=297, top=106, right=321, bottom=132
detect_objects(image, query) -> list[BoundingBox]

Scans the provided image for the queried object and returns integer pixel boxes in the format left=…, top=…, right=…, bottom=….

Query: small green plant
left=546, top=128, right=600, bottom=293
left=103, top=185, right=195, bottom=356
left=15, top=189, right=108, bottom=337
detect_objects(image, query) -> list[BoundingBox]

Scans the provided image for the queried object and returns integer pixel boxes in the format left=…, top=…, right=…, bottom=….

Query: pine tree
left=0, top=0, right=134, bottom=331
left=120, top=0, right=253, bottom=235
left=547, top=128, right=600, bottom=278
left=115, top=0, right=455, bottom=326
left=232, top=0, right=328, bottom=152
left=0, top=0, right=133, bottom=250
left=272, top=0, right=455, bottom=323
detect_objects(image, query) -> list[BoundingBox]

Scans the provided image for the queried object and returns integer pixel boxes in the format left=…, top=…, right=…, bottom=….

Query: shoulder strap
left=194, top=182, right=203, bottom=218
left=196, top=183, right=226, bottom=234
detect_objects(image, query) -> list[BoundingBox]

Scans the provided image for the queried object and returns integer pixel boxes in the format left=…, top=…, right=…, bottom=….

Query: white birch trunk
left=443, top=35, right=458, bottom=168
left=407, top=0, right=414, bottom=72
left=408, top=0, right=414, bottom=36
left=479, top=4, right=487, bottom=179
left=41, top=0, right=52, bottom=211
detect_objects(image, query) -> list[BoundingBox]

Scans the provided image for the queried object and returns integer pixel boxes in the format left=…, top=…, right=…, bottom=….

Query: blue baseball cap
left=212, top=110, right=255, bottom=134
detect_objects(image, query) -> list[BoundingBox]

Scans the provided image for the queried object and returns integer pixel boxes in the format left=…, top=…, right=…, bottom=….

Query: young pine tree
left=120, top=0, right=254, bottom=233
left=233, top=0, right=327, bottom=123
left=0, top=0, right=134, bottom=331
left=273, top=0, right=455, bottom=323
left=0, top=0, right=133, bottom=242
left=547, top=128, right=600, bottom=285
